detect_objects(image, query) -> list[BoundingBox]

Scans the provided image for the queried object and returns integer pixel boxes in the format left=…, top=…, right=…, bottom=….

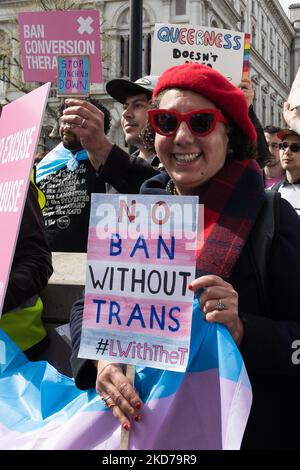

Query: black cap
left=106, top=75, right=158, bottom=104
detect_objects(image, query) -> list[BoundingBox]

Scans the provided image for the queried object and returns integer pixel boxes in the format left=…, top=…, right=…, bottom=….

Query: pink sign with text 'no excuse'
left=0, top=83, right=50, bottom=315
left=79, top=194, right=201, bottom=372
left=18, top=10, right=102, bottom=84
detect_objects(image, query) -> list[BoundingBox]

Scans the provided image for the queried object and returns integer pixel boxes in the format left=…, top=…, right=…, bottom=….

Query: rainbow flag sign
left=0, top=300, right=252, bottom=450
left=151, top=23, right=251, bottom=85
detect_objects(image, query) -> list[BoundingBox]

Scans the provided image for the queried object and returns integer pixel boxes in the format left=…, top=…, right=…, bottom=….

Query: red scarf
left=195, top=158, right=265, bottom=280
left=141, top=158, right=265, bottom=280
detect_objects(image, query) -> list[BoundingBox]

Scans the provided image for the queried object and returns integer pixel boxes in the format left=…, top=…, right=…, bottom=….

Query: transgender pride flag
left=0, top=300, right=252, bottom=450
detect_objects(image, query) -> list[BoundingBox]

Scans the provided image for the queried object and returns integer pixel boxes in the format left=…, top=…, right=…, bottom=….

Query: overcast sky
left=278, top=0, right=292, bottom=15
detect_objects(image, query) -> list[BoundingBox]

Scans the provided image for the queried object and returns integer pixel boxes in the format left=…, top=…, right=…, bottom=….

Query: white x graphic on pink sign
left=77, top=16, right=94, bottom=35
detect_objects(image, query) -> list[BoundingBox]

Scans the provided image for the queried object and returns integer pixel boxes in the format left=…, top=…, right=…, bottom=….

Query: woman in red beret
left=77, top=63, right=300, bottom=449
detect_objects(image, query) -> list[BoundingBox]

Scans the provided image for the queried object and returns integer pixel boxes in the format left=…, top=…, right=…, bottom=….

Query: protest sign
left=287, top=67, right=300, bottom=110
left=79, top=194, right=200, bottom=372
left=151, top=23, right=251, bottom=85
left=57, top=55, right=90, bottom=96
left=0, top=83, right=50, bottom=315
left=18, top=10, right=101, bottom=83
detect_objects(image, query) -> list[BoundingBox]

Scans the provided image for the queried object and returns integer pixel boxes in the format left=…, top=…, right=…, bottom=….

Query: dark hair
left=57, top=98, right=111, bottom=135
left=264, top=125, right=281, bottom=135
left=142, top=92, right=257, bottom=160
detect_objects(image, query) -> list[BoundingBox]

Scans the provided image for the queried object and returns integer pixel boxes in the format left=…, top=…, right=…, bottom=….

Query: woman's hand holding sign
left=95, top=360, right=142, bottom=431
left=189, top=274, right=244, bottom=347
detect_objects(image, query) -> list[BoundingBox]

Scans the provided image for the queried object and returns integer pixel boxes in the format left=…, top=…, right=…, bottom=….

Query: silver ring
left=80, top=118, right=86, bottom=128
left=100, top=394, right=111, bottom=407
left=215, top=300, right=226, bottom=311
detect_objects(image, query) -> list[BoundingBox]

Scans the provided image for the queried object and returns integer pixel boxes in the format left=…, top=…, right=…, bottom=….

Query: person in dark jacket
left=70, top=63, right=300, bottom=449
left=0, top=183, right=53, bottom=351
left=36, top=98, right=111, bottom=253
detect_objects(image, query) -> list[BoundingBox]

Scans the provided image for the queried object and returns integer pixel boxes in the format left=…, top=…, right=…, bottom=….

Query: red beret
left=153, top=63, right=257, bottom=143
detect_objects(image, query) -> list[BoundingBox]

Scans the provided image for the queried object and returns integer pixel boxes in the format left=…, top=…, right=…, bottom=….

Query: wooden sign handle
left=120, top=364, right=135, bottom=450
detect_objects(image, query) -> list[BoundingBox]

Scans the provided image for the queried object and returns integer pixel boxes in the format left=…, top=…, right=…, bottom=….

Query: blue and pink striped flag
left=0, top=300, right=252, bottom=450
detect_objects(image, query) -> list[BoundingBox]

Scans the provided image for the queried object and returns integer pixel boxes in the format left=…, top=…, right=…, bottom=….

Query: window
left=270, top=49, right=274, bottom=68
left=211, top=19, right=218, bottom=28
left=252, top=25, right=256, bottom=48
left=175, top=0, right=186, bottom=16
left=0, top=55, right=9, bottom=82
left=120, top=33, right=151, bottom=78
left=278, top=58, right=281, bottom=78
left=262, top=36, right=266, bottom=59
left=262, top=96, right=266, bottom=125
left=120, top=36, right=129, bottom=78
left=271, top=104, right=274, bottom=125
left=0, top=30, right=10, bottom=95
left=252, top=84, right=257, bottom=112
left=240, top=11, right=245, bottom=32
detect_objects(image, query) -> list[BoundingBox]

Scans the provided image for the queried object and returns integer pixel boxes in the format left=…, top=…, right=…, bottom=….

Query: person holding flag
left=70, top=63, right=300, bottom=450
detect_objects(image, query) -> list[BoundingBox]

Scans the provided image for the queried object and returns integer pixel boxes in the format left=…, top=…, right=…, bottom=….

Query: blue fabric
left=36, top=143, right=88, bottom=182
left=0, top=299, right=250, bottom=435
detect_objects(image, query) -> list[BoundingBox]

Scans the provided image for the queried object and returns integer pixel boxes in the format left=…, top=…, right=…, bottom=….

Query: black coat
left=141, top=172, right=300, bottom=450
left=3, top=184, right=53, bottom=313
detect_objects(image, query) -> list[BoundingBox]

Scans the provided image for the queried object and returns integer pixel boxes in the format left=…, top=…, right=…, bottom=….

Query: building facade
left=0, top=0, right=298, bottom=149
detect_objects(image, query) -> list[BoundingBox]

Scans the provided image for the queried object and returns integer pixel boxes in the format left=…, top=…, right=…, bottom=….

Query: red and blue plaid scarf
left=141, top=158, right=265, bottom=280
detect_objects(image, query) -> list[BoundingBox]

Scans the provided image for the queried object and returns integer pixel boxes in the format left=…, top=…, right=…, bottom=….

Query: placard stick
left=120, top=364, right=135, bottom=450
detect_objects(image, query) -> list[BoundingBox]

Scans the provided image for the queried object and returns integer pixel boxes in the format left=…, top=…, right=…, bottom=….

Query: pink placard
left=0, top=83, right=50, bottom=315
left=79, top=194, right=200, bottom=372
left=18, top=10, right=102, bottom=84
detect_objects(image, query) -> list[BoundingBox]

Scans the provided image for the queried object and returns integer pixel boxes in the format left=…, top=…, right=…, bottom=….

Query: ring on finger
left=80, top=118, right=86, bottom=128
left=215, top=300, right=226, bottom=311
left=100, top=394, right=111, bottom=407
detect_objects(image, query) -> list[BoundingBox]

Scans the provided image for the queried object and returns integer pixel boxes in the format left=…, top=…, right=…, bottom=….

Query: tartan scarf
left=141, top=158, right=266, bottom=280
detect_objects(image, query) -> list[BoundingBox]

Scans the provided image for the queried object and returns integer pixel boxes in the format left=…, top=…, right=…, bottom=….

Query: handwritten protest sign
left=57, top=55, right=90, bottom=96
left=151, top=23, right=251, bottom=85
left=0, top=83, right=50, bottom=315
left=18, top=10, right=101, bottom=83
left=79, top=194, right=200, bottom=372
left=288, top=67, right=300, bottom=110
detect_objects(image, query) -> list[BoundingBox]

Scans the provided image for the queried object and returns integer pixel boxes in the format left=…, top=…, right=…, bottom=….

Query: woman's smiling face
left=154, top=89, right=230, bottom=195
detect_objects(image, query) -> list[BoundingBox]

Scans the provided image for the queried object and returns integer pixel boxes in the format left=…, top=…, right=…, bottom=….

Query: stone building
left=0, top=0, right=298, bottom=149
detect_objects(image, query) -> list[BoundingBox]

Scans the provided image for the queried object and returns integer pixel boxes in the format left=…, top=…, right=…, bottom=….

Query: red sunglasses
left=148, top=108, right=229, bottom=137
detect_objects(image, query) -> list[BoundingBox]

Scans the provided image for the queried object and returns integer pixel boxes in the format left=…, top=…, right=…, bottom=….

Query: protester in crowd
left=271, top=127, right=300, bottom=215
left=238, top=77, right=270, bottom=168
left=0, top=183, right=53, bottom=353
left=36, top=98, right=111, bottom=252
left=70, top=63, right=300, bottom=450
left=263, top=125, right=285, bottom=189
left=106, top=75, right=160, bottom=166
